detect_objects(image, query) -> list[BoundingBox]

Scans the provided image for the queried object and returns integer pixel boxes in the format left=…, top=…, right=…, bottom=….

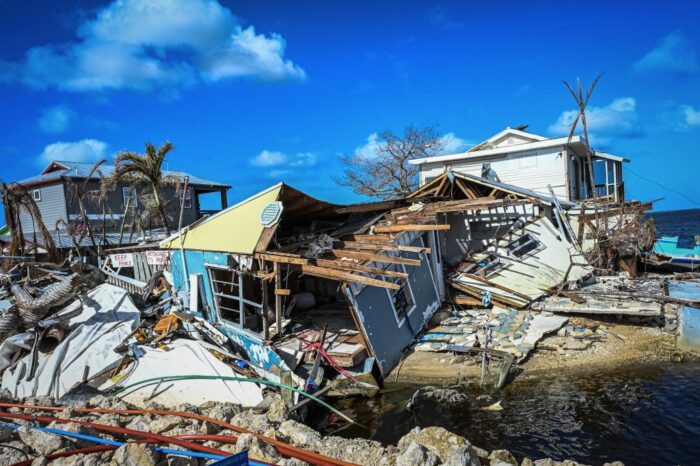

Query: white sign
left=110, top=253, right=134, bottom=268
left=146, top=250, right=171, bottom=266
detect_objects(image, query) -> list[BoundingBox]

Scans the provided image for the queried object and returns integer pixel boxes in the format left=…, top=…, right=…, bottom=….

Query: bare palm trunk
left=152, top=184, right=171, bottom=235
left=77, top=195, right=99, bottom=254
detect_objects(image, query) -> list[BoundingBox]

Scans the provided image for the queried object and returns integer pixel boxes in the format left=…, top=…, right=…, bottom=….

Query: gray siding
left=351, top=235, right=441, bottom=376
left=20, top=182, right=67, bottom=233
left=68, top=181, right=198, bottom=232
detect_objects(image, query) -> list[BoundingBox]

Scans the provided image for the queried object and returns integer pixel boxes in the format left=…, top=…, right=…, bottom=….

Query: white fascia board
left=410, top=136, right=579, bottom=166
left=593, top=151, right=630, bottom=163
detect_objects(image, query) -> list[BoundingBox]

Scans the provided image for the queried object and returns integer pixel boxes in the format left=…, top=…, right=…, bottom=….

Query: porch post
left=220, top=190, right=228, bottom=209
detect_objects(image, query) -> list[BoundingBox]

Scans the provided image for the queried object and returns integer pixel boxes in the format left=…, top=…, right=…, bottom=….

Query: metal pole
left=178, top=177, right=190, bottom=296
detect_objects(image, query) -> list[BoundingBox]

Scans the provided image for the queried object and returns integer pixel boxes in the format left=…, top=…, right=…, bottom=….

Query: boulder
left=110, top=443, right=158, bottom=466
left=397, top=426, right=480, bottom=466
left=489, top=449, right=517, bottom=465
left=18, top=426, right=65, bottom=455
left=396, top=441, right=438, bottom=466
left=234, top=432, right=281, bottom=462
left=521, top=458, right=535, bottom=466
left=165, top=455, right=199, bottom=466
left=266, top=396, right=289, bottom=423
left=148, top=415, right=183, bottom=434
left=277, top=420, right=321, bottom=449
left=201, top=402, right=240, bottom=423
left=277, top=459, right=310, bottom=466
left=231, top=413, right=272, bottom=434
left=410, top=386, right=469, bottom=406
left=317, top=435, right=390, bottom=466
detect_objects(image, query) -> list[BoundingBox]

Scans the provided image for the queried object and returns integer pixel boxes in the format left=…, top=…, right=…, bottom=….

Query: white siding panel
left=19, top=182, right=68, bottom=233
left=420, top=146, right=569, bottom=200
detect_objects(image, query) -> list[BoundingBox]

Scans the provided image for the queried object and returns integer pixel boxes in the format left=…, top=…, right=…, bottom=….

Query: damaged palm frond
left=66, top=159, right=107, bottom=254
left=334, top=125, right=445, bottom=200
left=106, top=141, right=177, bottom=235
left=1, top=181, right=58, bottom=263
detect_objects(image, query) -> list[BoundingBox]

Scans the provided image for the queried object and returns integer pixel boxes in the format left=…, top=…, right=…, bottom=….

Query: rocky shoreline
left=0, top=390, right=624, bottom=466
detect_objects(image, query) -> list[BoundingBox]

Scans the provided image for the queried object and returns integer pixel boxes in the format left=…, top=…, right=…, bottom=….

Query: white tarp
left=102, top=339, right=265, bottom=408
left=1, top=284, right=140, bottom=399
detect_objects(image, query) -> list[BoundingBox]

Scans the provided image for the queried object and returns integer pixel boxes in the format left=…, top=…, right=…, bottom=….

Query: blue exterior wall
left=170, top=249, right=290, bottom=377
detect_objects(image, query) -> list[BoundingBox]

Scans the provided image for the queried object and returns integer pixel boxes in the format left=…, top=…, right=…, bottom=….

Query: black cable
left=0, top=444, right=29, bottom=460
left=624, top=166, right=700, bottom=206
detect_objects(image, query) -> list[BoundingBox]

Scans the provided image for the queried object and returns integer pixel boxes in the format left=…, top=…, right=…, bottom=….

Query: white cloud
left=38, top=139, right=108, bottom=165
left=634, top=30, right=698, bottom=75
left=251, top=150, right=316, bottom=172
left=681, top=105, right=700, bottom=127
left=1, top=0, right=306, bottom=93
left=37, top=106, right=74, bottom=134
left=439, top=133, right=472, bottom=154
left=548, top=97, right=640, bottom=143
left=353, top=133, right=381, bottom=159
left=427, top=6, right=464, bottom=31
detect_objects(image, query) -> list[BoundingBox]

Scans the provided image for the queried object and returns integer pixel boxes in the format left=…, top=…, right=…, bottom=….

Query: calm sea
left=647, top=208, right=700, bottom=238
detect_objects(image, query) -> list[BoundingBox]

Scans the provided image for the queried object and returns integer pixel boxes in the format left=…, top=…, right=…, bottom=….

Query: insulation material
left=102, top=339, right=265, bottom=408
left=2, top=284, right=140, bottom=399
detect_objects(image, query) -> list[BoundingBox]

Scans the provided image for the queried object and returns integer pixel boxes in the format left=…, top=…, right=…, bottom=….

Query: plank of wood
left=314, top=258, right=408, bottom=279
left=294, top=264, right=401, bottom=290
left=329, top=249, right=421, bottom=266
left=374, top=224, right=450, bottom=233
left=256, top=252, right=308, bottom=265
left=274, top=288, right=291, bottom=296
left=344, top=234, right=394, bottom=243
left=452, top=295, right=483, bottom=306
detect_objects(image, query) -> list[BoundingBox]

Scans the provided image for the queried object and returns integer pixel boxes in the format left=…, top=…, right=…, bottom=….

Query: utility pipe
left=0, top=402, right=357, bottom=466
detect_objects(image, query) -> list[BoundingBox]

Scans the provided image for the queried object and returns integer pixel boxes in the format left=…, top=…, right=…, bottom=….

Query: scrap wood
left=293, top=264, right=401, bottom=290
left=373, top=224, right=450, bottom=233
left=314, top=258, right=408, bottom=279
left=328, top=249, right=421, bottom=266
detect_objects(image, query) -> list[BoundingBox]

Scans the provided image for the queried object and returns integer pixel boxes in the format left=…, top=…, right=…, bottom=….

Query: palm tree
left=105, top=141, right=180, bottom=236
left=1, top=181, right=57, bottom=261
left=562, top=75, right=601, bottom=200
left=66, top=159, right=106, bottom=254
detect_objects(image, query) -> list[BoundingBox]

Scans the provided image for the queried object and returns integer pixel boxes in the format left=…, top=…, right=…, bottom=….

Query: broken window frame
left=180, top=189, right=192, bottom=209
left=505, top=232, right=543, bottom=258
left=122, top=187, right=137, bottom=208
left=206, top=264, right=263, bottom=334
left=464, top=253, right=503, bottom=277
left=382, top=263, right=416, bottom=326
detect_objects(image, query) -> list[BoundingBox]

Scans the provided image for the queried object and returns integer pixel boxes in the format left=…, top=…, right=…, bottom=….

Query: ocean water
left=317, top=209, right=700, bottom=466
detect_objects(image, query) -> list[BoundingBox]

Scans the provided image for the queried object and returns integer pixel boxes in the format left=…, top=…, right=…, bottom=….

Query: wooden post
left=274, top=262, right=282, bottom=339
left=262, top=273, right=269, bottom=341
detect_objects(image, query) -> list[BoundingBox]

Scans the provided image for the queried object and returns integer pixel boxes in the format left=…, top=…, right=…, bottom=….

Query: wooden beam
left=374, top=224, right=450, bottom=233
left=452, top=295, right=483, bottom=306
left=256, top=252, right=308, bottom=265
left=336, top=241, right=431, bottom=255
left=344, top=234, right=394, bottom=243
left=294, top=264, right=400, bottom=290
left=329, top=249, right=421, bottom=266
left=335, top=200, right=399, bottom=214
left=274, top=263, right=282, bottom=338
left=314, top=258, right=408, bottom=279
left=274, top=288, right=291, bottom=296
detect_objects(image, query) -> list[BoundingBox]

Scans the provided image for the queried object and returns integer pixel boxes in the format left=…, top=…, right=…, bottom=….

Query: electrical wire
left=624, top=166, right=700, bottom=206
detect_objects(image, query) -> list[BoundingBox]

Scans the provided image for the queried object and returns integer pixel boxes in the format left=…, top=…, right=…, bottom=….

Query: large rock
left=110, top=443, right=158, bottom=466
left=317, top=435, right=391, bottom=466
left=410, top=386, right=469, bottom=406
left=148, top=415, right=183, bottom=434
left=396, top=441, right=439, bottom=466
left=266, top=396, right=289, bottom=423
left=397, top=426, right=480, bottom=466
left=46, top=421, right=99, bottom=449
left=489, top=449, right=517, bottom=465
left=18, top=426, right=65, bottom=455
left=278, top=420, right=321, bottom=449
left=234, top=432, right=281, bottom=462
left=231, top=413, right=272, bottom=434
left=201, top=402, right=240, bottom=423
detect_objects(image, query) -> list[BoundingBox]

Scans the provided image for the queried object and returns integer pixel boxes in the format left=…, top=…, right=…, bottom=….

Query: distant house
left=15, top=160, right=230, bottom=248
left=409, top=127, right=629, bottom=202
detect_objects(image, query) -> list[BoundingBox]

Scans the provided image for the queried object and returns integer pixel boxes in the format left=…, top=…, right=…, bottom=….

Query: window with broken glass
left=505, top=233, right=542, bottom=258
left=465, top=253, right=503, bottom=276
left=383, top=263, right=415, bottom=323
left=207, top=266, right=264, bottom=333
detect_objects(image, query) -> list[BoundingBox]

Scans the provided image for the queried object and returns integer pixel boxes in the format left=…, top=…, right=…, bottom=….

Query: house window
left=32, top=189, right=41, bottom=202
left=180, top=189, right=192, bottom=209
left=122, top=187, right=137, bottom=208
left=383, top=263, right=415, bottom=324
left=506, top=233, right=542, bottom=258
left=207, top=266, right=263, bottom=333
left=465, top=253, right=503, bottom=276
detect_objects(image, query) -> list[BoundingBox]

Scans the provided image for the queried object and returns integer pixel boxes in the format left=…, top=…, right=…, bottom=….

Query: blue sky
left=1, top=0, right=699, bottom=212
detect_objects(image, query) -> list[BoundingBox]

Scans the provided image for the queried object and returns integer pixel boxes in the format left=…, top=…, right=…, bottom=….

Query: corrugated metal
left=19, top=182, right=67, bottom=233
left=18, top=160, right=230, bottom=189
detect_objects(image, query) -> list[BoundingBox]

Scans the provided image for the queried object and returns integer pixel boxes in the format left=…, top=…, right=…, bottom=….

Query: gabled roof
left=468, top=127, right=547, bottom=152
left=408, top=170, right=577, bottom=208
left=17, top=160, right=230, bottom=189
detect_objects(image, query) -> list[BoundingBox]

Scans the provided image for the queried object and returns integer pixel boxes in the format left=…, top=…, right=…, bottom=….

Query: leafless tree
left=563, top=75, right=601, bottom=199
left=66, top=159, right=106, bottom=254
left=335, top=125, right=445, bottom=199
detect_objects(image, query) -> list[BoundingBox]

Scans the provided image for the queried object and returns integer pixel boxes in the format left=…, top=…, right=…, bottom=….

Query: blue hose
left=0, top=421, right=266, bottom=464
